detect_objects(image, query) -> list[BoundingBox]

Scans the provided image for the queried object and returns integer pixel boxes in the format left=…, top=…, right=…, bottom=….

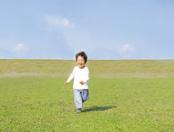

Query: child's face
left=76, top=56, right=85, bottom=68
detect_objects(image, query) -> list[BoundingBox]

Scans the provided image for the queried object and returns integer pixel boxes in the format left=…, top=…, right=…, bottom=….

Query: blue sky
left=0, top=0, right=174, bottom=59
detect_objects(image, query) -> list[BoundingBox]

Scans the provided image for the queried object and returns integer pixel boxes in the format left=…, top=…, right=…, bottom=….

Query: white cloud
left=14, top=43, right=29, bottom=52
left=118, top=43, right=135, bottom=53
left=45, top=15, right=75, bottom=29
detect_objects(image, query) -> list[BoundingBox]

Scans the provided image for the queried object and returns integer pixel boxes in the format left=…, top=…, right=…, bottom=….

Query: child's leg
left=81, top=89, right=89, bottom=103
left=73, top=89, right=83, bottom=109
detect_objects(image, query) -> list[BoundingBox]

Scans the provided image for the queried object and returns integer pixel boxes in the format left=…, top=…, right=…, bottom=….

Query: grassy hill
left=0, top=60, right=174, bottom=131
left=0, top=59, right=174, bottom=77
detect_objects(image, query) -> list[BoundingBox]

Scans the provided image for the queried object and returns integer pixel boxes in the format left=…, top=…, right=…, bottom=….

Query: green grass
left=0, top=60, right=174, bottom=131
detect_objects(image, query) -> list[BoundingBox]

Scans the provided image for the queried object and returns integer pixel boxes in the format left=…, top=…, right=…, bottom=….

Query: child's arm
left=65, top=67, right=75, bottom=85
left=80, top=68, right=89, bottom=85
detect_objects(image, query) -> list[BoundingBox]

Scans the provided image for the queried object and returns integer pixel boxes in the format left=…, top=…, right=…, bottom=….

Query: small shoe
left=76, top=108, right=82, bottom=113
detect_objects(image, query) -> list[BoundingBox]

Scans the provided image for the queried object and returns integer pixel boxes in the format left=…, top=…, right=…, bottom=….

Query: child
left=65, top=51, right=89, bottom=113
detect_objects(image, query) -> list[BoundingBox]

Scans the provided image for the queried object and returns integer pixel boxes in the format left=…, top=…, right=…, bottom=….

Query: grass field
left=0, top=60, right=174, bottom=132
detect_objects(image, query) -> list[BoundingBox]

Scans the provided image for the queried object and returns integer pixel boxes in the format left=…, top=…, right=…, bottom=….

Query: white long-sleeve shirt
left=66, top=66, right=89, bottom=89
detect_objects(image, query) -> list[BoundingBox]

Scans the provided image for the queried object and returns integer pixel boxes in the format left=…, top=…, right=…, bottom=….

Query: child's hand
left=64, top=81, right=69, bottom=85
left=80, top=81, right=84, bottom=85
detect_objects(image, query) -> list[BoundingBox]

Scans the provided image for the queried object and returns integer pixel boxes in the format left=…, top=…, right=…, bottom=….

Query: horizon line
left=0, top=58, right=174, bottom=61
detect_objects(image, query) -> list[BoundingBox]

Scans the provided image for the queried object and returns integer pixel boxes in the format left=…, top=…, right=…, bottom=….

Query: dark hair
left=75, top=51, right=88, bottom=63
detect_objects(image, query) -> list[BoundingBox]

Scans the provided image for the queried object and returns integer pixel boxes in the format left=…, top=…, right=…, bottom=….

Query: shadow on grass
left=83, top=105, right=116, bottom=112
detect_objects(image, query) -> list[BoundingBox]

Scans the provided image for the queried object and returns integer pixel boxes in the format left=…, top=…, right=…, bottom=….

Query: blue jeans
left=73, top=89, right=89, bottom=109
